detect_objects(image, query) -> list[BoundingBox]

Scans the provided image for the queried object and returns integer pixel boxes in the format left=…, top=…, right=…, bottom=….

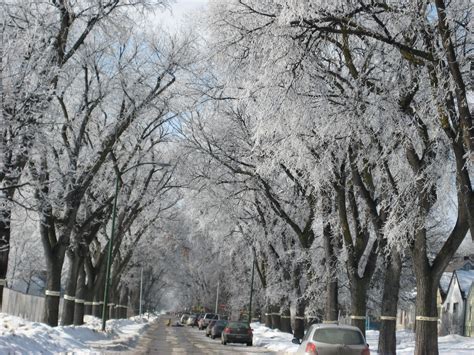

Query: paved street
left=128, top=318, right=278, bottom=354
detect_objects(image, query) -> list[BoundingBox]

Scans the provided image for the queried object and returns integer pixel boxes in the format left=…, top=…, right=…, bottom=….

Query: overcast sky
left=152, top=0, right=209, bottom=30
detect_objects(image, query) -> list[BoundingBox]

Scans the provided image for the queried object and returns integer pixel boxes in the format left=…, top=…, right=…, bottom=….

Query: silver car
left=293, top=324, right=370, bottom=355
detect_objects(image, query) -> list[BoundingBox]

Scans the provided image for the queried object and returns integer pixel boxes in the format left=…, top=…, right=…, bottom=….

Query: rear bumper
left=223, top=334, right=252, bottom=343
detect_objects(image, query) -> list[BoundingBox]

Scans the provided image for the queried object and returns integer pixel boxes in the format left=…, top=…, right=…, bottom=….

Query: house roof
left=439, top=272, right=453, bottom=296
left=444, top=255, right=474, bottom=272
left=454, top=270, right=474, bottom=298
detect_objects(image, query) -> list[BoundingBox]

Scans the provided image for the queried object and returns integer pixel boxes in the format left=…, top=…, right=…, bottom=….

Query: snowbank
left=251, top=322, right=474, bottom=354
left=250, top=322, right=299, bottom=353
left=0, top=313, right=157, bottom=354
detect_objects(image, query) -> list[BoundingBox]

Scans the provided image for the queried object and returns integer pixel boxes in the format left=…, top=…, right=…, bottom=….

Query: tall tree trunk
left=84, top=278, right=94, bottom=316
left=43, top=254, right=64, bottom=327
left=92, top=271, right=105, bottom=318
left=84, top=259, right=95, bottom=316
left=349, top=275, right=369, bottom=338
left=413, top=229, right=440, bottom=355
left=280, top=301, right=292, bottom=334
left=108, top=287, right=117, bottom=320
left=74, top=261, right=86, bottom=325
left=378, top=250, right=402, bottom=355
left=270, top=304, right=281, bottom=330
left=0, top=205, right=11, bottom=307
left=61, top=249, right=81, bottom=325
left=325, top=279, right=338, bottom=322
left=118, top=286, right=128, bottom=319
left=264, top=297, right=272, bottom=328
left=294, top=299, right=306, bottom=339
left=323, top=220, right=338, bottom=322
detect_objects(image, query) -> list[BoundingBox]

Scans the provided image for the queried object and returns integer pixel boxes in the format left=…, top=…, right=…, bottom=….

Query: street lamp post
left=215, top=280, right=220, bottom=314
left=248, top=256, right=255, bottom=324
left=101, top=175, right=120, bottom=331
left=139, top=267, right=143, bottom=317
left=100, top=161, right=170, bottom=331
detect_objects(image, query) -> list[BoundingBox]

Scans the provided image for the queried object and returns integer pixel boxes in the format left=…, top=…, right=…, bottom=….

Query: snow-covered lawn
left=366, top=330, right=474, bottom=355
left=251, top=322, right=474, bottom=354
left=0, top=313, right=156, bottom=354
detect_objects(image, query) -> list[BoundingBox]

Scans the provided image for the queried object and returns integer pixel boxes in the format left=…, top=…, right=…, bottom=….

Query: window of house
left=453, top=302, right=458, bottom=315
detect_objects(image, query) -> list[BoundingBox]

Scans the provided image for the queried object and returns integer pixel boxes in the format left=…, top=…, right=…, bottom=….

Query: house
left=440, top=267, right=474, bottom=336
left=394, top=256, right=474, bottom=333
left=465, top=283, right=474, bottom=337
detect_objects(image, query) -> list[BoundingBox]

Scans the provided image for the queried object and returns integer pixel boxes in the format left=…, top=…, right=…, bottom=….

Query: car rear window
left=313, top=328, right=364, bottom=345
left=228, top=322, right=250, bottom=329
left=205, top=314, right=216, bottom=319
left=215, top=320, right=227, bottom=326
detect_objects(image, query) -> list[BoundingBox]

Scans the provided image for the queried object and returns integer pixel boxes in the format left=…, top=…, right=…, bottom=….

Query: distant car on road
left=292, top=324, right=370, bottom=355
left=180, top=314, right=189, bottom=324
left=186, top=315, right=197, bottom=326
left=198, top=313, right=219, bottom=330
left=210, top=320, right=227, bottom=339
left=221, top=321, right=252, bottom=346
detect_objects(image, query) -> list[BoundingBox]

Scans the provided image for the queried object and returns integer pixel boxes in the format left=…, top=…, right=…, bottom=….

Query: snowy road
left=130, top=318, right=278, bottom=354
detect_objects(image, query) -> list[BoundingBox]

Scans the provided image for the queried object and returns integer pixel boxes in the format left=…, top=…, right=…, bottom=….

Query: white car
left=180, top=314, right=190, bottom=324
left=293, top=324, right=370, bottom=355
left=198, top=313, right=219, bottom=329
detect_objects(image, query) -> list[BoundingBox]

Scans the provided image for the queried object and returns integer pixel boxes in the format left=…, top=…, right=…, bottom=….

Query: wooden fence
left=1, top=287, right=63, bottom=323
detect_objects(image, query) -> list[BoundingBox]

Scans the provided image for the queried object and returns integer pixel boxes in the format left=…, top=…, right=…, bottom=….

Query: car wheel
left=211, top=335, right=215, bottom=339
left=247, top=342, right=252, bottom=346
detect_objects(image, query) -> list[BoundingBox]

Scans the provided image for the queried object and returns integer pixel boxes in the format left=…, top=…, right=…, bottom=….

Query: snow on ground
left=0, top=313, right=157, bottom=354
left=366, top=329, right=474, bottom=354
left=250, top=322, right=299, bottom=353
left=251, top=322, right=474, bottom=354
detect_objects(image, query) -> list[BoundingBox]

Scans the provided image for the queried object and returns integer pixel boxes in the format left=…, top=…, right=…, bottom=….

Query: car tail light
left=361, top=346, right=370, bottom=355
left=305, top=342, right=318, bottom=355
left=224, top=327, right=231, bottom=334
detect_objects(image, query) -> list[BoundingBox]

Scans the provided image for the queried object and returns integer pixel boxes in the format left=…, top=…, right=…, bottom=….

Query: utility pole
left=215, top=280, right=220, bottom=314
left=139, top=267, right=143, bottom=317
left=248, top=256, right=255, bottom=324
left=101, top=176, right=119, bottom=331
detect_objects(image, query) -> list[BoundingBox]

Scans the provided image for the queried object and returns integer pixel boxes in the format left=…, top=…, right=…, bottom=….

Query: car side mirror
left=292, top=338, right=301, bottom=345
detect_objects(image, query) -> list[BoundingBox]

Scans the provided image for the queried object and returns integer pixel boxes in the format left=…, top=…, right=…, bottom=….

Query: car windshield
left=228, top=322, right=250, bottom=329
left=313, top=328, right=364, bottom=345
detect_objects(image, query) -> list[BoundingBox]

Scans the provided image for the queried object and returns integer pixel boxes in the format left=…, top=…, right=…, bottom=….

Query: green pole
left=102, top=175, right=119, bottom=331
left=248, top=256, right=255, bottom=324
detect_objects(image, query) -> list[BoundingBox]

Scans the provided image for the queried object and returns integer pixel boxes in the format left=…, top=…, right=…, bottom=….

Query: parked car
left=221, top=321, right=253, bottom=346
left=186, top=315, right=197, bottom=326
left=192, top=316, right=201, bottom=327
left=198, top=313, right=219, bottom=330
left=180, top=314, right=189, bottom=324
left=205, top=320, right=217, bottom=337
left=292, top=324, right=370, bottom=355
left=210, top=320, right=228, bottom=339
